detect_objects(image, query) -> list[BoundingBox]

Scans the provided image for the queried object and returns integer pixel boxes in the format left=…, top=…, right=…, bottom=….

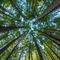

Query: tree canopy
left=0, top=0, right=60, bottom=60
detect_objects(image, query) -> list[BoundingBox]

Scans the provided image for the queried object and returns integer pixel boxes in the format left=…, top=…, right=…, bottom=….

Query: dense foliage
left=0, top=0, right=60, bottom=60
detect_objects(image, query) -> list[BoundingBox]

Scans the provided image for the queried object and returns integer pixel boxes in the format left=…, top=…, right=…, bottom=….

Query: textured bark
left=37, top=0, right=60, bottom=21
left=33, top=35, right=44, bottom=60
left=0, top=31, right=26, bottom=54
left=0, top=26, right=25, bottom=32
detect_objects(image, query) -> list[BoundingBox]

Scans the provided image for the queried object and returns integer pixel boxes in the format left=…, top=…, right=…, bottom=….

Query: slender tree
left=0, top=5, right=14, bottom=16
left=37, top=0, right=60, bottom=21
left=0, top=31, right=26, bottom=54
left=6, top=43, right=18, bottom=60
left=32, top=34, right=44, bottom=60
left=6, top=39, right=22, bottom=60
left=44, top=44, right=55, bottom=60
left=0, top=10, right=12, bottom=18
left=31, top=51, right=33, bottom=60
left=38, top=30, right=60, bottom=45
left=0, top=26, right=25, bottom=32
left=46, top=44, right=60, bottom=59
left=29, top=43, right=31, bottom=60
left=9, top=0, right=26, bottom=19
left=0, top=33, right=8, bottom=40
left=18, top=48, right=23, bottom=60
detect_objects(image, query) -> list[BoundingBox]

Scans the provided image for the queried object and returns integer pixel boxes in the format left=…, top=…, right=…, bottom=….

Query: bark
left=33, top=35, right=44, bottom=60
left=47, top=44, right=60, bottom=59
left=38, top=30, right=60, bottom=46
left=0, top=26, right=25, bottom=32
left=37, top=0, right=60, bottom=21
left=0, top=31, right=26, bottom=54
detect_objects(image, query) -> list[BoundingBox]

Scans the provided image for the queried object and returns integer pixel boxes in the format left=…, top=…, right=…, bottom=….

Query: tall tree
left=32, top=34, right=44, bottom=60
left=0, top=31, right=26, bottom=54
left=46, top=43, right=60, bottom=59
left=38, top=30, right=60, bottom=46
left=0, top=26, right=25, bottom=32
left=37, top=0, right=60, bottom=21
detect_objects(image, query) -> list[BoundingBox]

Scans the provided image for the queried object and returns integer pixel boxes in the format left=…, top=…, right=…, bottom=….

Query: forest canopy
left=0, top=0, right=60, bottom=60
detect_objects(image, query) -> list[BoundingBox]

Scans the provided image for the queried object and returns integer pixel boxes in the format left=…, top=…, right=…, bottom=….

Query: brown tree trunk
left=37, top=0, right=60, bottom=21
left=0, top=26, right=25, bottom=32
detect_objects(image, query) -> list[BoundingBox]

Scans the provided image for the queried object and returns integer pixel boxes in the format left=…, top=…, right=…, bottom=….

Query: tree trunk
left=0, top=26, right=25, bottom=32
left=0, top=31, right=26, bottom=54
left=44, top=44, right=55, bottom=60
left=6, top=43, right=18, bottom=60
left=9, top=0, right=26, bottom=19
left=0, top=10, right=12, bottom=18
left=6, top=39, right=21, bottom=60
left=46, top=44, right=60, bottom=59
left=31, top=51, right=33, bottom=60
left=0, top=10, right=19, bottom=21
left=33, top=35, right=44, bottom=60
left=0, top=5, right=14, bottom=16
left=0, top=33, right=8, bottom=40
left=18, top=48, right=23, bottom=60
left=38, top=30, right=60, bottom=46
left=37, top=0, right=60, bottom=21
left=29, top=43, right=31, bottom=60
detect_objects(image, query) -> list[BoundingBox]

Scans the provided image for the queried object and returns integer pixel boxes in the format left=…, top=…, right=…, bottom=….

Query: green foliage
left=0, top=0, right=4, bottom=4
left=0, top=0, right=60, bottom=60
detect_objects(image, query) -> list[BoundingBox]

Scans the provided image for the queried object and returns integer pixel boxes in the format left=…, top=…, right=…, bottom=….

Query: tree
left=0, top=0, right=60, bottom=60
